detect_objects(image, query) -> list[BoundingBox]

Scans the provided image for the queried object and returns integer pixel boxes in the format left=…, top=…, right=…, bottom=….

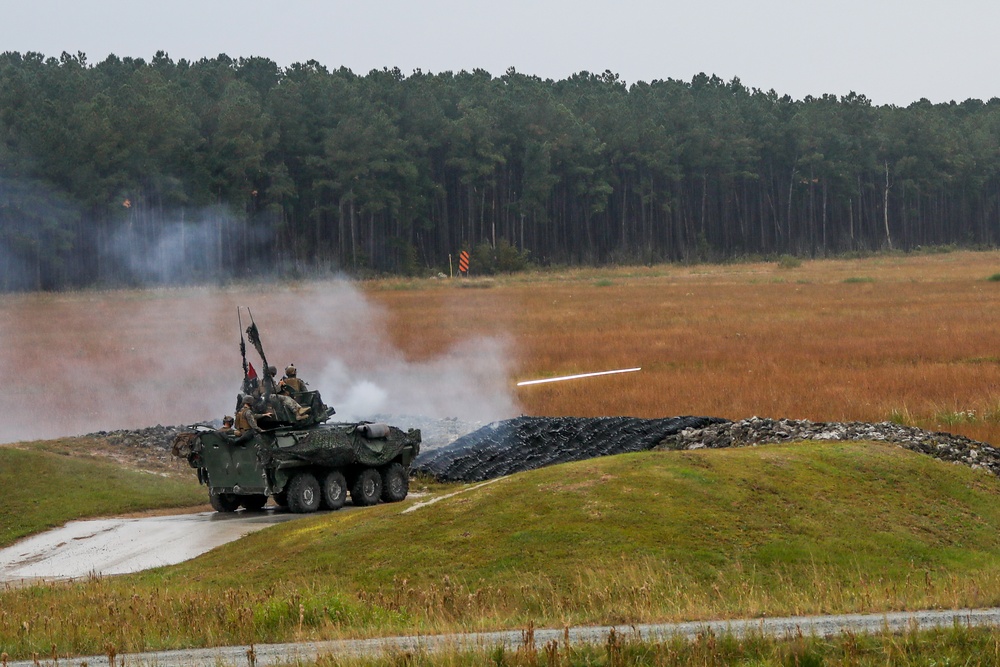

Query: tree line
left=2, top=50, right=1000, bottom=291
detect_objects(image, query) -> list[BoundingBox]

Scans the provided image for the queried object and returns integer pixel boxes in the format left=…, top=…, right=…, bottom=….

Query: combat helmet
left=285, top=364, right=297, bottom=377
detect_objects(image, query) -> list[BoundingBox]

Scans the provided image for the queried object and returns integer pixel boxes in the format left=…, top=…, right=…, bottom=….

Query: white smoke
left=0, top=278, right=519, bottom=444
left=318, top=334, right=518, bottom=424
left=106, top=206, right=276, bottom=286
left=276, top=280, right=520, bottom=426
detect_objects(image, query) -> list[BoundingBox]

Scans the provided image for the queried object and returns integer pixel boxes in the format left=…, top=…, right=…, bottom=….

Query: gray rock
left=656, top=417, right=1000, bottom=475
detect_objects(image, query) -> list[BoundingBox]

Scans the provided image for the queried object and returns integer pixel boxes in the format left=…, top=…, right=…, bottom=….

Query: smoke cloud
left=0, top=279, right=519, bottom=444
left=106, top=206, right=276, bottom=287
left=0, top=193, right=518, bottom=443
left=277, top=281, right=521, bottom=428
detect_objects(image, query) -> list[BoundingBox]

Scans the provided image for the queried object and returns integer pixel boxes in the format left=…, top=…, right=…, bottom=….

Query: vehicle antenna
left=238, top=307, right=248, bottom=379
left=245, top=308, right=274, bottom=398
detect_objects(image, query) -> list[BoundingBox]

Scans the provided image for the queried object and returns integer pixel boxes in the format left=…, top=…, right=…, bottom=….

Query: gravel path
left=7, top=608, right=1000, bottom=667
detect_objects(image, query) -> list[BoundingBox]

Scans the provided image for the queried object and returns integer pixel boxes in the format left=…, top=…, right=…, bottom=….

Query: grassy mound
left=4, top=440, right=1000, bottom=657
left=186, top=439, right=1000, bottom=590
left=0, top=447, right=204, bottom=548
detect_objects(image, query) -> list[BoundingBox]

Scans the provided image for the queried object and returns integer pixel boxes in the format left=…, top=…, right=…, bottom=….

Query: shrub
left=470, top=239, right=531, bottom=275
left=777, top=255, right=802, bottom=269
left=887, top=407, right=914, bottom=426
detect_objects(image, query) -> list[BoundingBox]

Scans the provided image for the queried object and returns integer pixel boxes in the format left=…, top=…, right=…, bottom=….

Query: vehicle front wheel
left=209, top=490, right=240, bottom=513
left=351, top=468, right=382, bottom=507
left=320, top=471, right=347, bottom=510
left=286, top=472, right=321, bottom=513
left=380, top=463, right=409, bottom=502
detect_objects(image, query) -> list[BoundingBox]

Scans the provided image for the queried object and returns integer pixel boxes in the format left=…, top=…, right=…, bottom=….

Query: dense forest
left=2, top=50, right=1000, bottom=290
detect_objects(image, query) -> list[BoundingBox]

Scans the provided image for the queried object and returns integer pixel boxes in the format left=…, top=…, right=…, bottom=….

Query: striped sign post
left=458, top=250, right=470, bottom=275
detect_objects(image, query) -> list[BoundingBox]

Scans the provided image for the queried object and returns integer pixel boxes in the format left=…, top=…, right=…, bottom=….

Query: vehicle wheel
left=286, top=472, right=321, bottom=513
left=320, top=471, right=347, bottom=510
left=209, top=490, right=240, bottom=513
left=351, top=468, right=382, bottom=507
left=241, top=494, right=268, bottom=511
left=380, top=463, right=409, bottom=502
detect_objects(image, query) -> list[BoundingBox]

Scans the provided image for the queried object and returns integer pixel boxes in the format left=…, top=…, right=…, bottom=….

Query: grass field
left=3, top=250, right=1000, bottom=443
left=4, top=441, right=1000, bottom=658
left=368, top=251, right=1000, bottom=444
left=4, top=250, right=1000, bottom=661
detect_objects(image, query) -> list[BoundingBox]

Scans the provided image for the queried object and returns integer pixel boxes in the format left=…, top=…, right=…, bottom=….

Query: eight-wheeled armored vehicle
left=171, top=314, right=421, bottom=513
left=175, top=413, right=420, bottom=513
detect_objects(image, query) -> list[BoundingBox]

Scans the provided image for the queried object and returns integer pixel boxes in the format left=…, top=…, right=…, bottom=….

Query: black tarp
left=413, top=416, right=728, bottom=482
left=264, top=423, right=421, bottom=468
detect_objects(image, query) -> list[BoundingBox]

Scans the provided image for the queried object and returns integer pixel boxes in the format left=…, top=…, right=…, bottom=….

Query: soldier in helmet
left=256, top=366, right=310, bottom=420
left=217, top=415, right=235, bottom=435
left=234, top=395, right=262, bottom=436
left=279, top=364, right=307, bottom=395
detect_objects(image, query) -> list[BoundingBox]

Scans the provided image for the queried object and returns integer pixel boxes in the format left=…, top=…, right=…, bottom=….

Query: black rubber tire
left=209, top=490, right=240, bottom=513
left=320, top=470, right=347, bottom=510
left=241, top=494, right=268, bottom=511
left=380, top=463, right=409, bottom=502
left=351, top=468, right=382, bottom=507
left=286, top=472, right=321, bottom=513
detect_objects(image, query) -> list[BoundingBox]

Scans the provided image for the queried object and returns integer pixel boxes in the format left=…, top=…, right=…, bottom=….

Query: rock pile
left=86, top=424, right=185, bottom=451
left=414, top=416, right=726, bottom=482
left=81, top=424, right=187, bottom=473
left=657, top=417, right=1000, bottom=476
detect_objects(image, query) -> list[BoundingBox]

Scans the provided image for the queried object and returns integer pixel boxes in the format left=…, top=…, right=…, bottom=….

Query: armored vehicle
left=175, top=413, right=421, bottom=513
left=172, top=314, right=421, bottom=513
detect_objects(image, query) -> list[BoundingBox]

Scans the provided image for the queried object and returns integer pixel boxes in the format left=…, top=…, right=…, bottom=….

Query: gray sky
left=3, top=0, right=998, bottom=106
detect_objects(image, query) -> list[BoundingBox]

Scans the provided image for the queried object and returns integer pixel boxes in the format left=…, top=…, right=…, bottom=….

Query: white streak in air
left=517, top=367, right=641, bottom=387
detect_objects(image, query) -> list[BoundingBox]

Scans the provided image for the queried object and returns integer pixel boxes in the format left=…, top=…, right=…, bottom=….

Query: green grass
left=309, top=624, right=1000, bottom=667
left=5, top=441, right=1000, bottom=658
left=0, top=447, right=205, bottom=548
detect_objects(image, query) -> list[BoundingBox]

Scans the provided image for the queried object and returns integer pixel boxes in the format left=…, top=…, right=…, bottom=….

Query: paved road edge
left=9, top=607, right=1000, bottom=667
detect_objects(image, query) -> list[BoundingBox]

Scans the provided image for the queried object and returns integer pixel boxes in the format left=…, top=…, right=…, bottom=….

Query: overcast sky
left=3, top=0, right=998, bottom=107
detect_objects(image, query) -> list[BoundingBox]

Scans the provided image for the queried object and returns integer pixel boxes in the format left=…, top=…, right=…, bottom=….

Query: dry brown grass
left=2, top=251, right=1000, bottom=444
left=370, top=252, right=1000, bottom=444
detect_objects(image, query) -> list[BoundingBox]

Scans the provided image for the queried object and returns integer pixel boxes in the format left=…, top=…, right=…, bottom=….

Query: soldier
left=279, top=364, right=307, bottom=394
left=258, top=366, right=310, bottom=420
left=234, top=395, right=262, bottom=436
left=218, top=415, right=235, bottom=434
